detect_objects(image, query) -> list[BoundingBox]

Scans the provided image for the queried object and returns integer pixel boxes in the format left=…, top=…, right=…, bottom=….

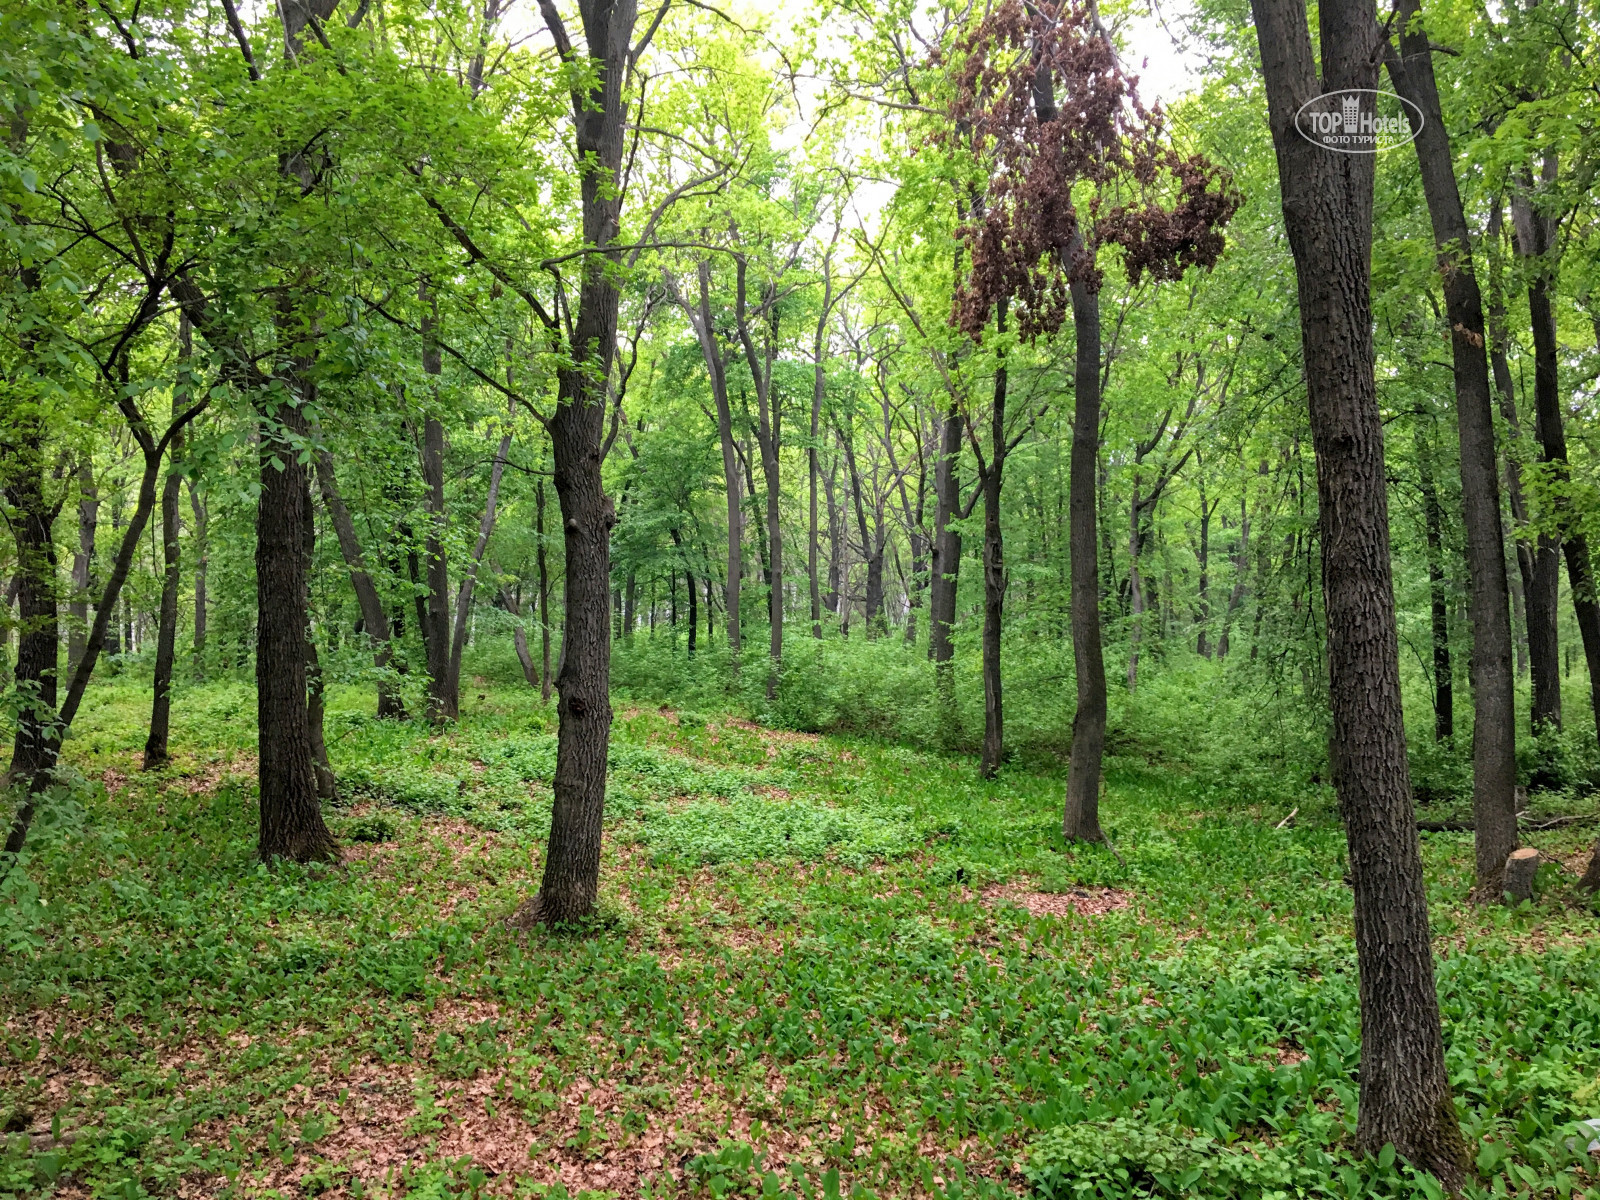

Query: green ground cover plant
left=3, top=667, right=1598, bottom=1199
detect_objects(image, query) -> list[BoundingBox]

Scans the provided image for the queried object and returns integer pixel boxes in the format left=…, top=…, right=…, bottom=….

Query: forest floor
left=3, top=674, right=1600, bottom=1200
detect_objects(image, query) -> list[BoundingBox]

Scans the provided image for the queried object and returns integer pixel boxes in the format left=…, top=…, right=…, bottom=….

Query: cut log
left=1504, top=847, right=1540, bottom=904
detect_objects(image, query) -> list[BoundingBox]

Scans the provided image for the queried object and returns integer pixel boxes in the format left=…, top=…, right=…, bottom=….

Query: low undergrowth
left=1, top=672, right=1598, bottom=1199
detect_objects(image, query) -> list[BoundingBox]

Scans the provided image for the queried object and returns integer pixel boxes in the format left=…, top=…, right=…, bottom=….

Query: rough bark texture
left=1064, top=279, right=1107, bottom=842
left=1250, top=0, right=1468, bottom=1180
left=254, top=392, right=339, bottom=864
left=522, top=0, right=636, bottom=926
left=314, top=448, right=406, bottom=718
left=1511, top=195, right=1564, bottom=733
left=1503, top=847, right=1539, bottom=904
left=537, top=478, right=553, bottom=705
left=1, top=425, right=60, bottom=788
left=1419, top=441, right=1453, bottom=744
left=1386, top=17, right=1520, bottom=898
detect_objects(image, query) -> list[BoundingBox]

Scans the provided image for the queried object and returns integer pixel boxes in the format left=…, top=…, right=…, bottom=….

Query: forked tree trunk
left=1251, top=0, right=1467, bottom=1178
left=144, top=328, right=191, bottom=771
left=446, top=423, right=512, bottom=700
left=1518, top=223, right=1600, bottom=747
left=1064, top=278, right=1107, bottom=842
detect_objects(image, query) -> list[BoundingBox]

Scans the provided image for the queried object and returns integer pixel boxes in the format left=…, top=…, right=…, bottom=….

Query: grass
left=2, top=666, right=1600, bottom=1199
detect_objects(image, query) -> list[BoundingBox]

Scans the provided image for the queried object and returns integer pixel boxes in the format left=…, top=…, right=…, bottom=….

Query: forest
left=4, top=0, right=1600, bottom=1194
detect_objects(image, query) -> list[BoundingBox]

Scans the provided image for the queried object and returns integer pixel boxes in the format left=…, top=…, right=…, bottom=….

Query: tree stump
left=1504, top=847, right=1540, bottom=904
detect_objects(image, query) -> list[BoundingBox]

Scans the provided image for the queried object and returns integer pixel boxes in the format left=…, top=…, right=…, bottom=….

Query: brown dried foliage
left=943, top=0, right=1238, bottom=340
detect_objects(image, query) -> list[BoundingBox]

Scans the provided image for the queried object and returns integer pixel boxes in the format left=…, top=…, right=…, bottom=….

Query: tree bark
left=1486, top=202, right=1534, bottom=683
left=1195, top=466, right=1213, bottom=658
left=521, top=0, right=636, bottom=926
left=446, top=422, right=512, bottom=701
left=68, top=458, right=98, bottom=676
left=314, top=447, right=407, bottom=718
left=419, top=403, right=455, bottom=720
left=1064, top=278, right=1107, bottom=841
left=1251, top=0, right=1467, bottom=1178
left=979, top=306, right=1009, bottom=779
left=503, top=585, right=540, bottom=686
left=188, top=479, right=207, bottom=678
left=1510, top=193, right=1565, bottom=733
left=537, top=477, right=553, bottom=705
left=1, top=423, right=61, bottom=788
left=144, top=320, right=191, bottom=771
left=1387, top=18, right=1521, bottom=895
left=1417, top=423, right=1453, bottom=744
left=929, top=404, right=964, bottom=668
left=254, top=387, right=338, bottom=863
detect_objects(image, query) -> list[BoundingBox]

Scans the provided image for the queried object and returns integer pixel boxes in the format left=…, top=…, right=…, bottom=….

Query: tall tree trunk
left=1, top=425, right=60, bottom=788
left=144, top=320, right=191, bottom=771
left=1217, top=484, right=1251, bottom=659
left=537, top=477, right=553, bottom=705
left=1064, top=278, right=1107, bottom=841
left=1127, top=481, right=1145, bottom=690
left=1251, top=0, right=1467, bottom=1177
left=1417, top=419, right=1453, bottom=743
left=1514, top=189, right=1600, bottom=748
left=254, top=383, right=338, bottom=862
left=1487, top=202, right=1534, bottom=682
left=979, top=308, right=1009, bottom=779
left=810, top=310, right=827, bottom=639
left=188, top=479, right=207, bottom=678
left=314, top=448, right=407, bottom=718
left=1195, top=468, right=1212, bottom=659
left=929, top=405, right=963, bottom=667
left=841, top=420, right=885, bottom=633
left=1387, top=18, right=1519, bottom=894
left=418, top=404, right=455, bottom=720
left=1510, top=194, right=1564, bottom=733
left=68, top=458, right=97, bottom=675
left=522, top=0, right=635, bottom=926
left=446, top=423, right=512, bottom=700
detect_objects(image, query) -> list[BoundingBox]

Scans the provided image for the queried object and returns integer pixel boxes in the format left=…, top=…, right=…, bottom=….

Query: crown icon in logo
left=1341, top=94, right=1361, bottom=129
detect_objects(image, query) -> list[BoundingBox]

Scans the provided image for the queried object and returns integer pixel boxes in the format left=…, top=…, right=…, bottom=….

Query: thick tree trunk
left=254, top=391, right=338, bottom=863
left=979, top=312, right=1008, bottom=779
left=1487, top=203, right=1534, bottom=683
left=522, top=0, right=634, bottom=926
left=1251, top=0, right=1467, bottom=1178
left=1064, top=279, right=1107, bottom=841
left=143, top=366, right=187, bottom=772
left=314, top=448, right=407, bottom=718
left=68, top=458, right=97, bottom=675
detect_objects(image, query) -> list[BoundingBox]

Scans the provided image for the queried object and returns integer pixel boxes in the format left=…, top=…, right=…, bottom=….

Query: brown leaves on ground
left=982, top=883, right=1133, bottom=919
